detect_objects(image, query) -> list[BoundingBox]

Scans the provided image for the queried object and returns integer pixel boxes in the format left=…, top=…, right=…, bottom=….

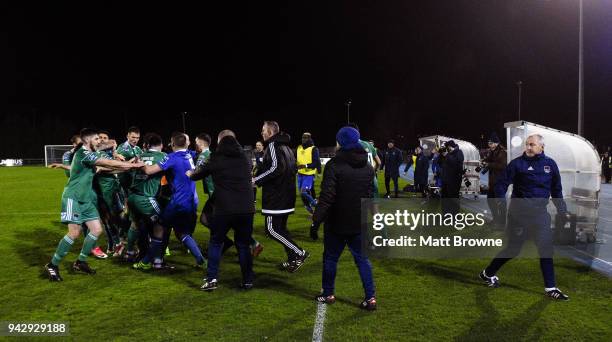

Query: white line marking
left=312, top=303, right=327, bottom=342
left=568, top=246, right=612, bottom=266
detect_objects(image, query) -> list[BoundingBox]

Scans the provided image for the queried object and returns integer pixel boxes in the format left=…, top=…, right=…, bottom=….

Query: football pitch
left=0, top=167, right=610, bottom=341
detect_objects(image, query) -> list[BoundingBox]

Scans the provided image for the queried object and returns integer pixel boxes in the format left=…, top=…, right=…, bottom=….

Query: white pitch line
left=568, top=246, right=612, bottom=266
left=312, top=303, right=327, bottom=342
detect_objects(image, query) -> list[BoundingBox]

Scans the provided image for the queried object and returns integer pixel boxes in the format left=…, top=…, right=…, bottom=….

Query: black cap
left=488, top=132, right=500, bottom=144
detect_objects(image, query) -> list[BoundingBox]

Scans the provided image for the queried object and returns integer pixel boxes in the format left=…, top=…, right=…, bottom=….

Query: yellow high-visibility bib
left=297, top=145, right=316, bottom=175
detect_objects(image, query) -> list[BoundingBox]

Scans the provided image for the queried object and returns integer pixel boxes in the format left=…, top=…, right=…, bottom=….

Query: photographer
left=481, top=133, right=507, bottom=226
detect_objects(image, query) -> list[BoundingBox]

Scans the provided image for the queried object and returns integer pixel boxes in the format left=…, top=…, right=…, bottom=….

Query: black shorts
left=161, top=208, right=197, bottom=235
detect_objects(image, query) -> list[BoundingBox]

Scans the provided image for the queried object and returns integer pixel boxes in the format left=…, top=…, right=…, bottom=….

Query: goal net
left=44, top=145, right=73, bottom=167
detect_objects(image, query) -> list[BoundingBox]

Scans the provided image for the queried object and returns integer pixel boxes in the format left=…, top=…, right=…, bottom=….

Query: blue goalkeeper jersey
left=157, top=149, right=198, bottom=212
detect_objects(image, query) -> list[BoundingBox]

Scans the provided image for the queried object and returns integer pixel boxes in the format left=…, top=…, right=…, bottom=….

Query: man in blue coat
left=479, top=134, right=571, bottom=300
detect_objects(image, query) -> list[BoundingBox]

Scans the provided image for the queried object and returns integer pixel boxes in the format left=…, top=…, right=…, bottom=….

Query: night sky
left=1, top=1, right=611, bottom=159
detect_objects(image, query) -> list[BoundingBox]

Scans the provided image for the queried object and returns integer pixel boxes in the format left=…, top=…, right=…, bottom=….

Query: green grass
left=0, top=166, right=610, bottom=341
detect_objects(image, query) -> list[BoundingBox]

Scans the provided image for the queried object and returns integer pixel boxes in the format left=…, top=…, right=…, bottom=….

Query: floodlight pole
left=516, top=81, right=522, bottom=121
left=345, top=99, right=352, bottom=124
left=578, top=0, right=584, bottom=136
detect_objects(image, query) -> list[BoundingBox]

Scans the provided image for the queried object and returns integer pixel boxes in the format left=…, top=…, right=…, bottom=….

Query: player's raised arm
left=95, top=158, right=144, bottom=171
left=48, top=163, right=71, bottom=171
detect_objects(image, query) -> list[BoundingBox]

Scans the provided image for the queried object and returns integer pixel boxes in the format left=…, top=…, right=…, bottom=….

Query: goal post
left=44, top=145, right=73, bottom=167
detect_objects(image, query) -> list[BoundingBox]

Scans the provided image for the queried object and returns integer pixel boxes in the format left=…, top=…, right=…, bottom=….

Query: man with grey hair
left=254, top=121, right=309, bottom=272
left=480, top=133, right=571, bottom=300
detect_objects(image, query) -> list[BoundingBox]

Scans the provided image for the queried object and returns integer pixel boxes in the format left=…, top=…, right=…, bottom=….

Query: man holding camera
left=481, top=132, right=507, bottom=226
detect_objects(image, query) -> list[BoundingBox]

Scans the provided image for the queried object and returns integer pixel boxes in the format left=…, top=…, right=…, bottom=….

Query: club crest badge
left=544, top=166, right=551, bottom=173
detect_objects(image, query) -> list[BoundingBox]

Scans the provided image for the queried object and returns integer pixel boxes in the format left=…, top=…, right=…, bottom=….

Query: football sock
left=51, top=235, right=74, bottom=266
left=181, top=235, right=205, bottom=265
left=142, top=238, right=163, bottom=264
left=127, top=226, right=139, bottom=252
left=78, top=232, right=98, bottom=261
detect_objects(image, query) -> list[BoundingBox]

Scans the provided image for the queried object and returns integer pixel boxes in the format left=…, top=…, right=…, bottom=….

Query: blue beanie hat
left=336, top=126, right=362, bottom=151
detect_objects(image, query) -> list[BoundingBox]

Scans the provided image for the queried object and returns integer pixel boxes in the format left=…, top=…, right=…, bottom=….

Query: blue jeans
left=322, top=231, right=375, bottom=299
left=207, top=214, right=254, bottom=284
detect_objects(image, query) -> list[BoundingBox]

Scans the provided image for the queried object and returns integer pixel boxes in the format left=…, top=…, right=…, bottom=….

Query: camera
left=475, top=161, right=489, bottom=175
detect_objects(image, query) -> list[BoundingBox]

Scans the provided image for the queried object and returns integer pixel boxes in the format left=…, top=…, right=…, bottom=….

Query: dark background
left=1, top=1, right=611, bottom=158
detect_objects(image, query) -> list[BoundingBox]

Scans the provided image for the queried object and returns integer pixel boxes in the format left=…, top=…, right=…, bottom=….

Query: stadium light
left=345, top=98, right=352, bottom=124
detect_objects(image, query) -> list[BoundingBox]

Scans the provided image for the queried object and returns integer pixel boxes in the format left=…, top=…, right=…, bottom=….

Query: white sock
left=545, top=287, right=558, bottom=292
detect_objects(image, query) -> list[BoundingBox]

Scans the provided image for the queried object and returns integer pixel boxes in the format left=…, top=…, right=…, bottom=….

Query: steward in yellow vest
left=296, top=132, right=321, bottom=214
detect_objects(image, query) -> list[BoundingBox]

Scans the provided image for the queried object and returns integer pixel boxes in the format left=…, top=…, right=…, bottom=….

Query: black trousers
left=414, top=183, right=427, bottom=197
left=441, top=183, right=460, bottom=215
left=485, top=209, right=555, bottom=288
left=201, top=198, right=234, bottom=248
left=384, top=175, right=399, bottom=196
left=487, top=188, right=507, bottom=226
left=604, top=169, right=611, bottom=183
left=208, top=214, right=254, bottom=284
left=264, top=214, right=304, bottom=260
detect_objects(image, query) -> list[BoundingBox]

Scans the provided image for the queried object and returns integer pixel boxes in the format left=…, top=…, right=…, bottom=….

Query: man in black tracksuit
left=254, top=121, right=309, bottom=272
left=440, top=140, right=464, bottom=214
left=310, top=126, right=377, bottom=311
left=188, top=130, right=255, bottom=291
left=381, top=140, right=404, bottom=198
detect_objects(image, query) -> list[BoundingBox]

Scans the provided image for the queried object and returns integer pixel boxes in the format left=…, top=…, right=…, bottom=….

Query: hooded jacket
left=313, top=147, right=375, bottom=235
left=188, top=135, right=255, bottom=216
left=253, top=132, right=297, bottom=215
